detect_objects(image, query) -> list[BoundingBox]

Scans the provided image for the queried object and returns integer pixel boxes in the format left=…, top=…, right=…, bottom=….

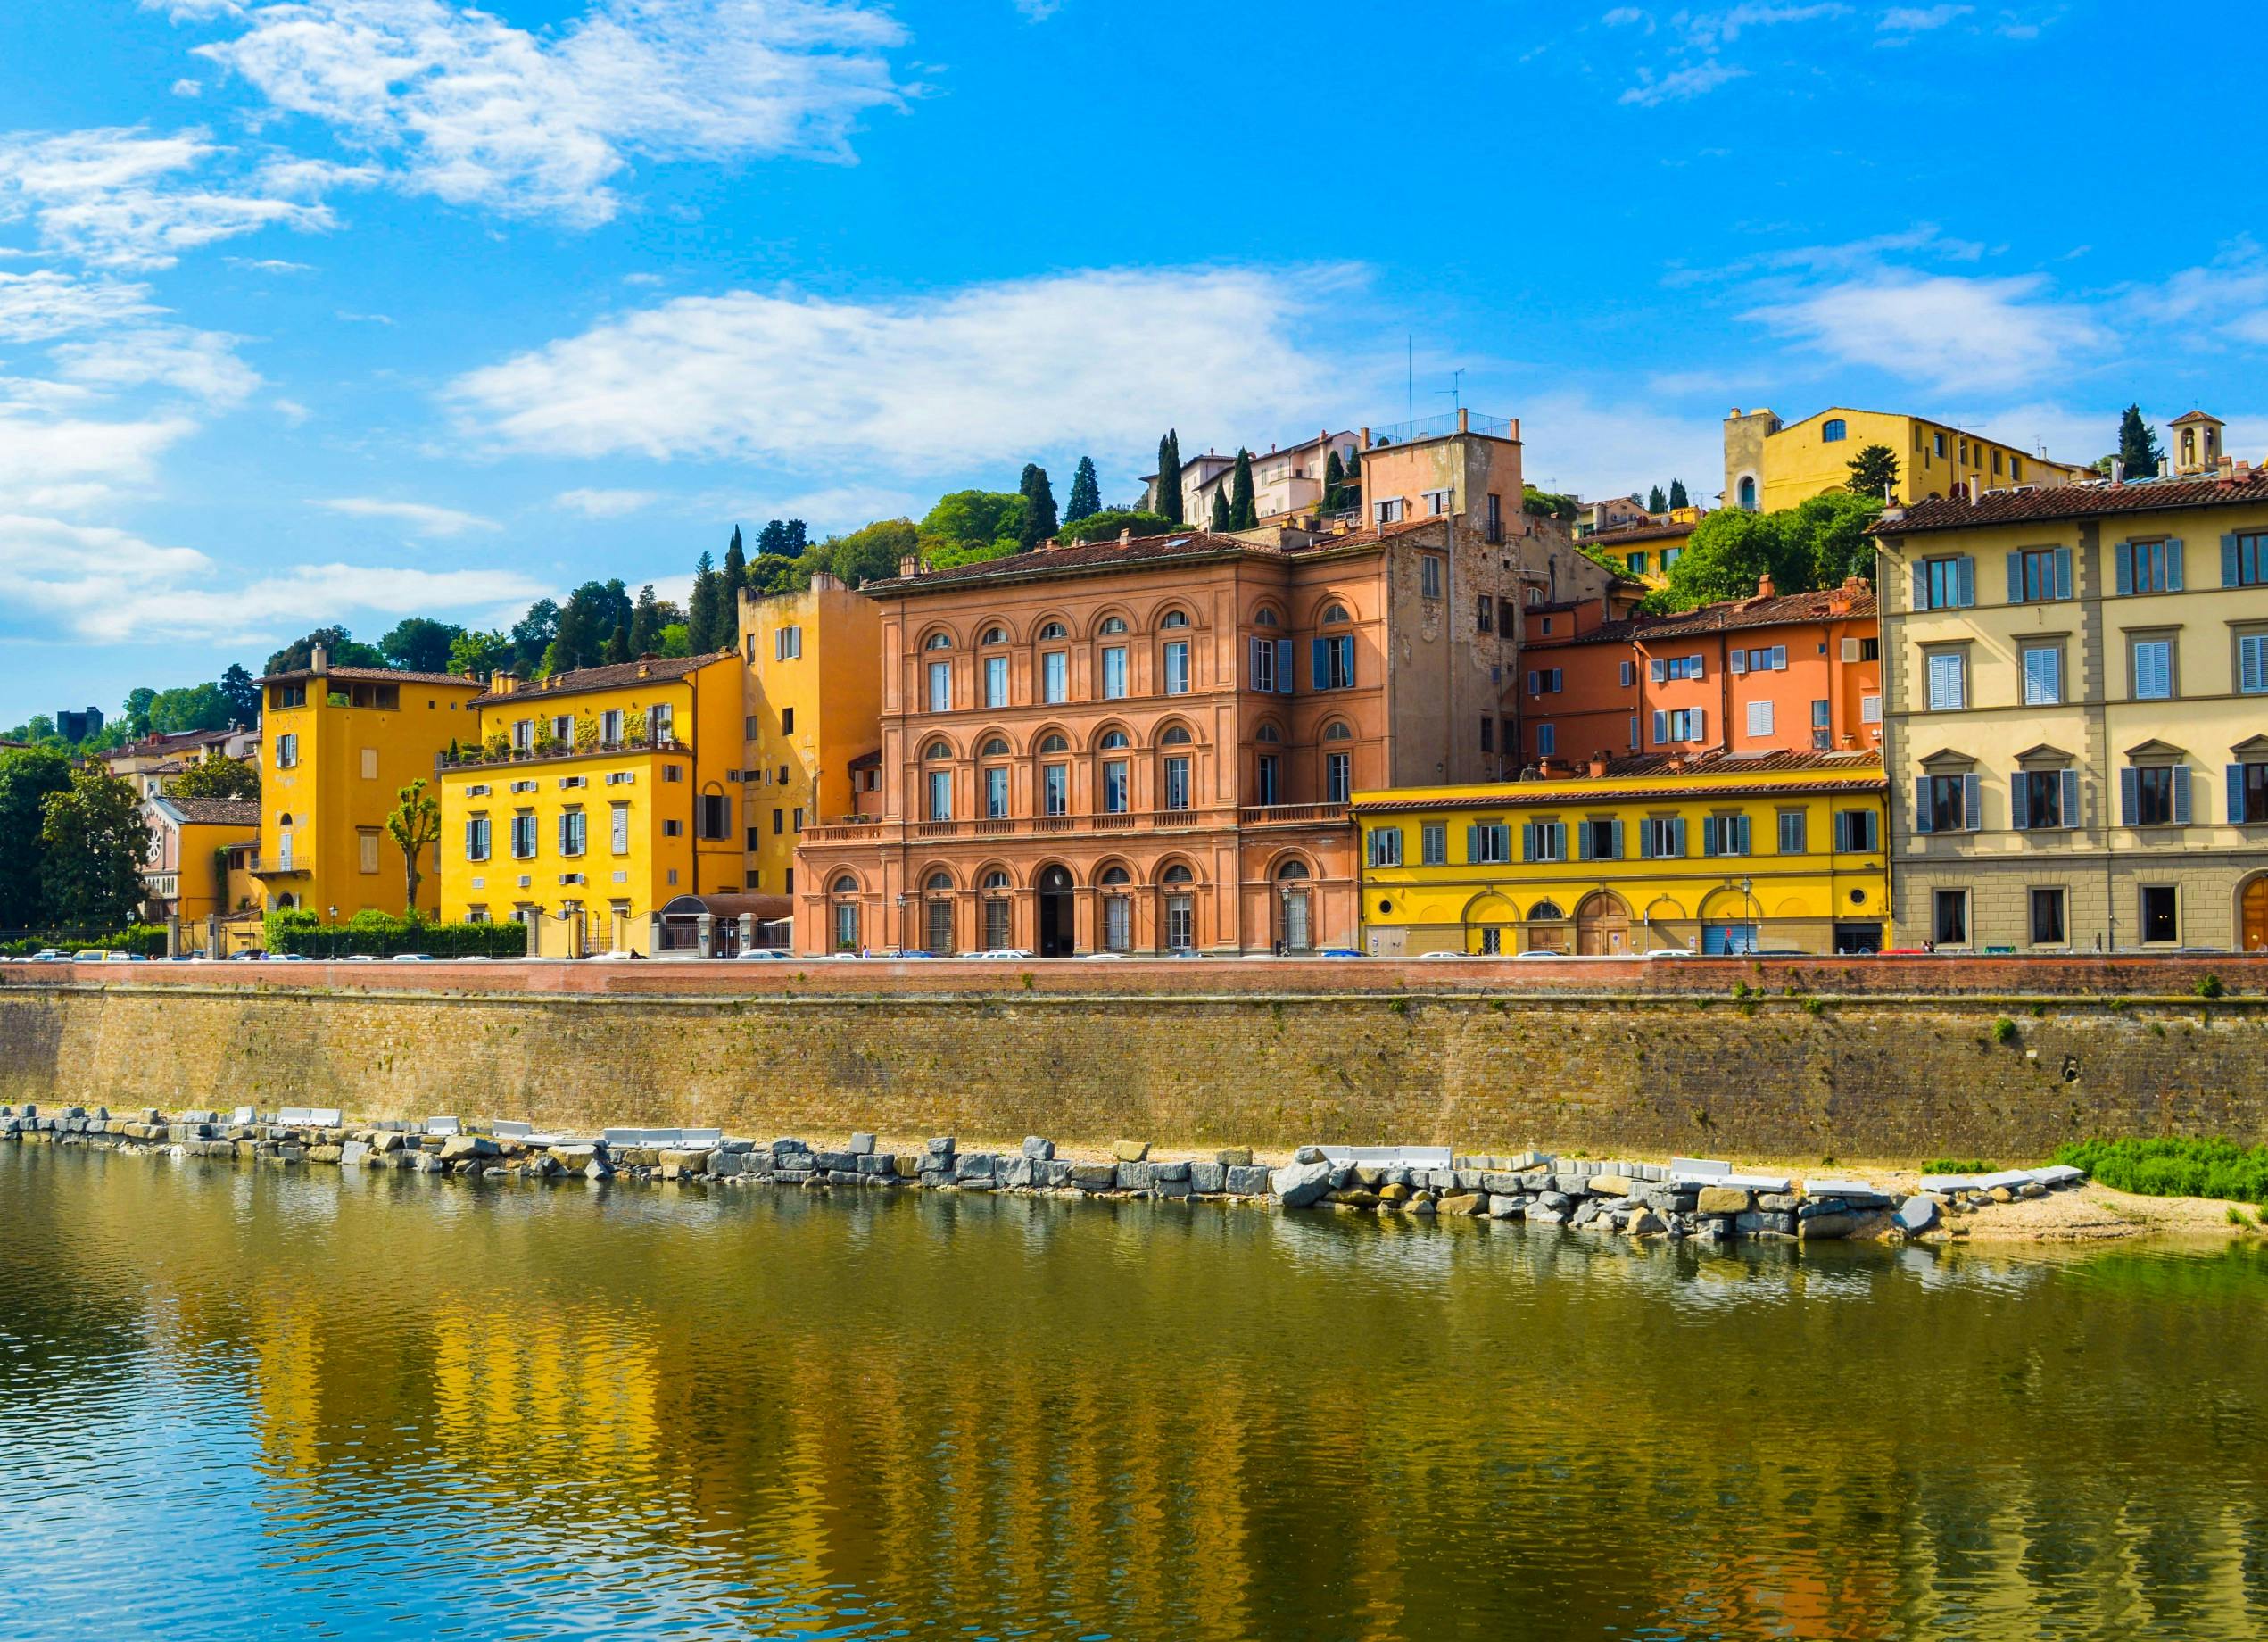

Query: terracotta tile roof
left=260, top=663, right=481, bottom=687
left=1874, top=476, right=2268, bottom=535
left=865, top=524, right=1414, bottom=594
left=1581, top=519, right=1696, bottom=546
left=1551, top=583, right=1875, bottom=646
left=1592, top=749, right=1881, bottom=779
left=1353, top=749, right=1885, bottom=811
left=152, top=796, right=261, bottom=827
left=470, top=651, right=730, bottom=707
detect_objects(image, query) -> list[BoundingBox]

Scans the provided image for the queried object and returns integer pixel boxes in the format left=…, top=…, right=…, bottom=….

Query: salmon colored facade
left=796, top=515, right=1616, bottom=956
left=1517, top=576, right=1883, bottom=767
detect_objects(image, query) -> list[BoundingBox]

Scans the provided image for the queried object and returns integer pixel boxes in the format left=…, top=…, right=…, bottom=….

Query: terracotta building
left=796, top=496, right=1618, bottom=956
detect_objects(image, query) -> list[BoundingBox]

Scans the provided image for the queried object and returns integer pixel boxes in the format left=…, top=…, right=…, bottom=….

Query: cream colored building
left=1726, top=406, right=2090, bottom=514
left=1873, top=460, right=2268, bottom=952
left=1152, top=431, right=1359, bottom=527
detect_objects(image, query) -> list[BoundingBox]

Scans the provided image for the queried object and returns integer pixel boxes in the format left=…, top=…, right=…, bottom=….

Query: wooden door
left=2244, top=877, right=2268, bottom=952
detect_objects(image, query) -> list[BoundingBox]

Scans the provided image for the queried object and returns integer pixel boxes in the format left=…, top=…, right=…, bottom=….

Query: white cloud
left=316, top=496, right=500, bottom=535
left=171, top=77, right=205, bottom=97
left=0, top=127, right=333, bottom=268
left=554, top=486, right=659, bottom=518
left=0, top=411, right=200, bottom=496
left=1015, top=0, right=1064, bottom=17
left=189, top=0, right=912, bottom=227
left=51, top=326, right=262, bottom=409
left=1742, top=271, right=2106, bottom=394
left=1602, top=7, right=1653, bottom=26
left=1620, top=60, right=1749, bottom=104
left=0, top=270, right=160, bottom=341
left=1879, top=4, right=1973, bottom=29
left=449, top=265, right=1350, bottom=472
left=1511, top=394, right=1728, bottom=508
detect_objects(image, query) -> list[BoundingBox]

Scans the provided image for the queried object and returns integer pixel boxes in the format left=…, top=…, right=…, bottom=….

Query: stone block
left=1588, top=1173, right=1635, bottom=1198
left=1695, top=1186, right=1753, bottom=1216
left=1116, top=1160, right=1154, bottom=1190
left=1486, top=1195, right=1523, bottom=1219
left=893, top=1154, right=923, bottom=1178
left=707, top=1150, right=741, bottom=1176
left=814, top=1151, right=857, bottom=1173
left=996, top=1156, right=1033, bottom=1187
left=1043, top=1159, right=1075, bottom=1188
left=1215, top=1148, right=1254, bottom=1167
left=956, top=1153, right=997, bottom=1180
left=1438, top=1193, right=1486, bottom=1216
left=1071, top=1162, right=1117, bottom=1188
left=439, top=1134, right=498, bottom=1163
left=1188, top=1161, right=1226, bottom=1194
left=1328, top=1188, right=1380, bottom=1207
left=1758, top=1192, right=1804, bottom=1213
left=1626, top=1209, right=1668, bottom=1235
left=1022, top=1135, right=1055, bottom=1160
left=1294, top=1145, right=1326, bottom=1165
left=1894, top=1196, right=1940, bottom=1234
left=856, top=1152, right=893, bottom=1176
left=925, top=1136, right=956, bottom=1157
left=1113, top=1139, right=1152, bottom=1162
left=1224, top=1165, right=1271, bottom=1195
left=339, top=1140, right=368, bottom=1168
left=1154, top=1174, right=1192, bottom=1198
left=1798, top=1212, right=1857, bottom=1240
left=848, top=1132, right=877, bottom=1156
left=659, top=1149, right=712, bottom=1172
left=1149, top=1159, right=1190, bottom=1182
left=1271, top=1160, right=1333, bottom=1207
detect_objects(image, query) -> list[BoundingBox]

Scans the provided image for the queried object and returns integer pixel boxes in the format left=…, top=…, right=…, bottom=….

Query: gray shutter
left=1956, top=556, right=1975, bottom=608
left=2166, top=539, right=2184, bottom=590
left=1962, top=773, right=1980, bottom=831
left=2173, top=765, right=2192, bottom=825
left=1638, top=819, right=1654, bottom=859
left=1466, top=824, right=1479, bottom=863
left=2225, top=534, right=2243, bottom=586
left=1652, top=710, right=1667, bottom=745
left=2115, top=541, right=2133, bottom=595
left=2231, top=765, right=2247, bottom=826
left=1692, top=708, right=1706, bottom=742
left=2006, top=551, right=2024, bottom=603
left=1914, top=777, right=1933, bottom=833
left=1669, top=817, right=1685, bottom=856
left=2054, top=547, right=2073, bottom=601
left=1276, top=638, right=1294, bottom=693
left=1610, top=818, right=1623, bottom=860
left=2011, top=774, right=2030, bottom=831
left=2061, top=768, right=2079, bottom=830
left=1912, top=561, right=1929, bottom=610
left=2120, top=767, right=2138, bottom=826
left=1773, top=645, right=1788, bottom=671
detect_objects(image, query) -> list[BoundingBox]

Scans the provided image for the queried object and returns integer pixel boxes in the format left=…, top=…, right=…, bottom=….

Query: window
left=1163, top=866, right=1196, bottom=951
left=1103, top=759, right=1130, bottom=813
left=1745, top=701, right=1775, bottom=738
left=609, top=802, right=629, bottom=854
left=1732, top=645, right=1788, bottom=674
left=1479, top=717, right=1494, bottom=754
left=1916, top=556, right=1976, bottom=610
left=1421, top=822, right=1446, bottom=866
left=772, top=808, right=785, bottom=835
left=984, top=655, right=1009, bottom=709
left=650, top=704, right=673, bottom=743
left=1536, top=724, right=1557, bottom=758
left=1038, top=620, right=1068, bottom=641
left=1422, top=488, right=1453, bottom=517
left=1822, top=418, right=1847, bottom=443
left=1661, top=547, right=1684, bottom=570
left=552, top=716, right=572, bottom=746
left=1651, top=654, right=1705, bottom=683
left=1627, top=551, right=1648, bottom=575
left=1485, top=492, right=1503, bottom=544
left=464, top=816, right=491, bottom=862
left=2230, top=760, right=2268, bottom=824
left=1367, top=826, right=1402, bottom=867
left=774, top=626, right=801, bottom=660
left=1476, top=595, right=1494, bottom=634
left=985, top=766, right=1010, bottom=820
left=273, top=683, right=306, bottom=710
left=510, top=812, right=538, bottom=858
left=1163, top=640, right=1190, bottom=695
left=1916, top=773, right=1977, bottom=833
left=662, top=819, right=683, bottom=838
left=1618, top=660, right=1637, bottom=689
left=2130, top=637, right=2174, bottom=701
left=924, top=632, right=953, bottom=651
left=2122, top=763, right=2189, bottom=827
left=1374, top=497, right=1405, bottom=525
left=928, top=659, right=952, bottom=713
left=1582, top=818, right=1620, bottom=860
left=1861, top=693, right=1883, bottom=725
left=1103, top=645, right=1130, bottom=700
left=275, top=734, right=298, bottom=768
left=1777, top=809, right=1807, bottom=854
left=1043, top=763, right=1070, bottom=816
left=1652, top=708, right=1706, bottom=744
left=1701, top=814, right=1750, bottom=857
left=1162, top=755, right=1191, bottom=811
left=1527, top=668, right=1563, bottom=695
left=1639, top=816, right=1684, bottom=858
left=981, top=626, right=1008, bottom=646
left=1933, top=431, right=1947, bottom=460
left=1312, top=634, right=1355, bottom=691
left=1420, top=555, right=1444, bottom=599
left=2007, top=548, right=2073, bottom=604
left=602, top=709, right=624, bottom=743
left=924, top=875, right=955, bottom=956
left=1810, top=698, right=1831, bottom=751
left=982, top=889, right=1012, bottom=953
left=2222, top=532, right=2267, bottom=588
left=2140, top=884, right=2180, bottom=945
left=360, top=746, right=378, bottom=780
left=698, top=794, right=731, bottom=840
left=2022, top=644, right=2062, bottom=706
left=1926, top=651, right=1967, bottom=710
left=1524, top=821, right=1567, bottom=863
left=2015, top=768, right=2077, bottom=830
left=559, top=809, right=586, bottom=857
left=1470, top=821, right=1511, bottom=864
left=2030, top=887, right=2066, bottom=947
left=1833, top=809, right=1878, bottom=852
left=1933, top=890, right=1969, bottom=947
left=1042, top=651, right=1068, bottom=705
left=1324, top=751, right=1351, bottom=804
left=1253, top=753, right=1278, bottom=806
left=2239, top=634, right=2268, bottom=695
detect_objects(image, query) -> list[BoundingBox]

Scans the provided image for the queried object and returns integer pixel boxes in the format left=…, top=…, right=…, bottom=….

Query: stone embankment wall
left=3, top=967, right=2266, bottom=1159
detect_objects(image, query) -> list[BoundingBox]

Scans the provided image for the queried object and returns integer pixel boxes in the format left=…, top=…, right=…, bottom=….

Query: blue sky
left=2, top=0, right=2261, bottom=726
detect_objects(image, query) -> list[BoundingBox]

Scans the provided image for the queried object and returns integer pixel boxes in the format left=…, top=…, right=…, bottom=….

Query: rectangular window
left=1833, top=809, right=1879, bottom=852
left=1104, top=759, right=1129, bottom=814
left=1373, top=497, right=1404, bottom=525
left=1701, top=814, right=1750, bottom=857
left=926, top=768, right=952, bottom=822
left=1470, top=822, right=1511, bottom=865
left=1367, top=826, right=1403, bottom=867
left=1627, top=551, right=1647, bottom=574
left=698, top=794, right=731, bottom=840
left=986, top=766, right=1010, bottom=820
left=1582, top=817, right=1619, bottom=860
left=464, top=816, right=491, bottom=862
left=1653, top=708, right=1706, bottom=744
left=1165, top=894, right=1195, bottom=951
left=1485, top=492, right=1502, bottom=544
left=1476, top=595, right=1494, bottom=634
left=1042, top=651, right=1068, bottom=705
left=984, top=655, right=1009, bottom=709
left=1312, top=634, right=1355, bottom=691
left=1637, top=816, right=1684, bottom=858
left=1536, top=723, right=1556, bottom=758
left=1253, top=754, right=1277, bottom=807
left=1163, top=640, right=1190, bottom=695
left=2022, top=645, right=2063, bottom=706
left=2232, top=761, right=2268, bottom=825
left=2140, top=884, right=2180, bottom=944
left=1933, top=889, right=1969, bottom=947
left=603, top=709, right=624, bottom=742
left=275, top=734, right=298, bottom=768
left=982, top=896, right=1011, bottom=952
left=1524, top=821, right=1567, bottom=863
left=1043, top=764, right=1069, bottom=816
left=1423, top=489, right=1453, bottom=517
left=558, top=809, right=586, bottom=857
left=1325, top=751, right=1352, bottom=805
left=1777, top=809, right=1807, bottom=854
left=2239, top=634, right=2268, bottom=696
left=662, top=819, right=683, bottom=838
left=2131, top=638, right=2173, bottom=701
left=2007, top=547, right=2073, bottom=603
left=1745, top=700, right=1775, bottom=738
left=552, top=716, right=572, bottom=745
left=1917, top=774, right=1976, bottom=833
left=609, top=802, right=629, bottom=854
left=1651, top=654, right=1705, bottom=683
left=1926, top=651, right=1967, bottom=710
left=2015, top=769, right=2074, bottom=830
left=2222, top=533, right=2265, bottom=588
left=1420, top=555, right=1444, bottom=598
left=927, top=660, right=952, bottom=713
left=1421, top=822, right=1447, bottom=866
left=650, top=704, right=673, bottom=743
left=360, top=746, right=378, bottom=780
left=1918, top=556, right=1976, bottom=610
left=772, top=808, right=784, bottom=835
left=1619, top=659, right=1636, bottom=688
left=2123, top=764, right=2188, bottom=827
left=1526, top=668, right=1563, bottom=695
left=2030, top=887, right=2066, bottom=947
left=774, top=626, right=801, bottom=661
left=1479, top=717, right=1494, bottom=754
left=1163, top=756, right=1192, bottom=811
left=1861, top=692, right=1883, bottom=725
left=510, top=812, right=538, bottom=858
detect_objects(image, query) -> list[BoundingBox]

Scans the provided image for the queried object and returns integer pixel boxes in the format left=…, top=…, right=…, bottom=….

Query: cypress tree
left=2117, top=405, right=2162, bottom=478
left=1064, top=455, right=1101, bottom=523
left=1229, top=448, right=1256, bottom=529
left=722, top=525, right=747, bottom=601
left=1018, top=463, right=1058, bottom=550
left=1323, top=448, right=1350, bottom=511
left=1209, top=489, right=1231, bottom=531
left=686, top=551, right=720, bottom=653
left=1668, top=477, right=1689, bottom=510
left=603, top=621, right=631, bottom=666
left=629, top=585, right=661, bottom=655
left=1648, top=485, right=1668, bottom=514
left=1155, top=429, right=1184, bottom=523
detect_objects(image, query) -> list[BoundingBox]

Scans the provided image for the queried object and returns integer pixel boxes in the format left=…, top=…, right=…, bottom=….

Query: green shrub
left=264, top=908, right=525, bottom=958
left=2194, top=974, right=2226, bottom=999
left=1924, top=1157, right=1997, bottom=1175
left=2052, top=1137, right=2268, bottom=1204
left=1991, top=1016, right=2019, bottom=1044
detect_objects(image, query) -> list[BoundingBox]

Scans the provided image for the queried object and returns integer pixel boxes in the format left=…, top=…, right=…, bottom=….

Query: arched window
left=980, top=736, right=1009, bottom=758
left=1822, top=419, right=1848, bottom=443
left=1529, top=899, right=1565, bottom=921
left=923, top=742, right=952, bottom=759
left=980, top=626, right=1008, bottom=646
left=1277, top=859, right=1310, bottom=880
left=1160, top=725, right=1193, bottom=746
left=981, top=870, right=1010, bottom=891
left=830, top=876, right=860, bottom=950
left=1099, top=729, right=1130, bottom=750
left=1100, top=616, right=1129, bottom=634
left=1038, top=620, right=1068, bottom=640
left=1162, top=863, right=1194, bottom=884
left=923, top=632, right=953, bottom=651
left=831, top=875, right=859, bottom=896
left=1099, top=866, right=1131, bottom=886
left=1254, top=608, right=1279, bottom=626
left=1160, top=610, right=1190, bottom=628
left=1039, top=733, right=1069, bottom=755
left=926, top=872, right=954, bottom=892
left=1255, top=724, right=1281, bottom=743
left=1320, top=602, right=1350, bottom=624
left=1738, top=476, right=1758, bottom=510
left=1323, top=721, right=1352, bottom=742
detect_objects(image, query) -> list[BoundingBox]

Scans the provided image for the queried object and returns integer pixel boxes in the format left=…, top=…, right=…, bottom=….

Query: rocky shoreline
left=0, top=1101, right=2094, bottom=1245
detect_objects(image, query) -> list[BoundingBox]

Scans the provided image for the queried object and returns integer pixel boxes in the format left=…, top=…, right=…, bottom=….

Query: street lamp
left=1741, top=875, right=1757, bottom=954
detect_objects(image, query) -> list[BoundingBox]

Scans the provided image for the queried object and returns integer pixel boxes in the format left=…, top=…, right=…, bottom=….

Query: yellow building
left=1353, top=751, right=1890, bottom=956
left=1873, top=461, right=2268, bottom=951
left=437, top=651, right=745, bottom=953
left=254, top=650, right=484, bottom=917
left=738, top=573, right=882, bottom=900
left=1724, top=406, right=2090, bottom=514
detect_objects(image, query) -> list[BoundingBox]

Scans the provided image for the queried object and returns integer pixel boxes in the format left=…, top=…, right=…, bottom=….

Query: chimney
left=491, top=669, right=517, bottom=696
left=1457, top=407, right=1469, bottom=434
left=1755, top=569, right=1775, bottom=601
left=1586, top=753, right=1609, bottom=779
left=636, top=661, right=650, bottom=679
left=811, top=569, right=841, bottom=593
left=310, top=643, right=329, bottom=676
left=1508, top=417, right=1519, bottom=442
left=2110, top=459, right=2125, bottom=485
left=1120, top=527, right=1132, bottom=543
left=898, top=552, right=919, bottom=578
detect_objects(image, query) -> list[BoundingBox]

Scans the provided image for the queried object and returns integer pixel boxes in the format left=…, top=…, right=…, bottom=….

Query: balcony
left=1239, top=802, right=1349, bottom=827
left=245, top=855, right=309, bottom=876
left=802, top=804, right=1348, bottom=847
left=439, top=736, right=689, bottom=774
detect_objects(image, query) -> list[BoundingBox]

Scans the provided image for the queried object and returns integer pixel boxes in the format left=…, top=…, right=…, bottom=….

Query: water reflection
left=3, top=1143, right=2265, bottom=1640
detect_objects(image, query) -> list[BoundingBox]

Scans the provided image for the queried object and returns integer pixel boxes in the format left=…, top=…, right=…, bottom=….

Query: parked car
left=28, top=949, right=69, bottom=963
left=1512, top=949, right=1568, bottom=960
left=965, top=949, right=1034, bottom=960
left=70, top=949, right=109, bottom=962
left=733, top=949, right=793, bottom=960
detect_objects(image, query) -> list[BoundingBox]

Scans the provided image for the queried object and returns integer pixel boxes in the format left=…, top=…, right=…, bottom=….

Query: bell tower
left=2168, top=410, right=2223, bottom=477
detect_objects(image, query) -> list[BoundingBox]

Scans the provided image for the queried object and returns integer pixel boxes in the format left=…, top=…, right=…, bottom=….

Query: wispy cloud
left=1621, top=60, right=1748, bottom=105
left=1879, top=4, right=1974, bottom=30
left=554, top=486, right=659, bottom=518
left=0, top=127, right=333, bottom=268
left=1743, top=271, right=2105, bottom=395
left=316, top=496, right=501, bottom=536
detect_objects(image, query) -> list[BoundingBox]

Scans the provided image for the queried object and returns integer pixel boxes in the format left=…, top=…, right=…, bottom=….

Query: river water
left=4, top=1142, right=2266, bottom=1641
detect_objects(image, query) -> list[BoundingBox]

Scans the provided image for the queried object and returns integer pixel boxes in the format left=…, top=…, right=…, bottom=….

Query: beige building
left=1151, top=431, right=1359, bottom=527
left=1873, top=459, right=2268, bottom=952
left=1726, top=406, right=2090, bottom=513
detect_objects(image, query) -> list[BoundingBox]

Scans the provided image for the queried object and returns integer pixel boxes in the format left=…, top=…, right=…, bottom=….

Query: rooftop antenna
left=1438, top=367, right=1465, bottom=416
left=1405, top=335, right=1414, bottom=430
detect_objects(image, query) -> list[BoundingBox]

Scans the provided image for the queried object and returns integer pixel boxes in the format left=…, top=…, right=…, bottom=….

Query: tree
left=1643, top=490, right=1883, bottom=613
left=1064, top=455, right=1101, bottom=524
left=722, top=525, right=748, bottom=604
left=0, top=746, right=72, bottom=927
left=450, top=628, right=512, bottom=678
left=509, top=601, right=559, bottom=674
left=1323, top=448, right=1357, bottom=512
left=1057, top=508, right=1174, bottom=545
left=657, top=623, right=692, bottom=659
left=378, top=617, right=464, bottom=674
left=1155, top=429, right=1184, bottom=523
left=265, top=626, right=383, bottom=675
left=170, top=751, right=259, bottom=800
left=1845, top=444, right=1900, bottom=499
left=686, top=551, right=724, bottom=654
left=603, top=621, right=631, bottom=666
left=1229, top=448, right=1256, bottom=529
left=121, top=687, right=158, bottom=738
left=1018, top=463, right=1058, bottom=550
left=782, top=519, right=808, bottom=555
left=824, top=518, right=918, bottom=587
left=219, top=663, right=261, bottom=728
left=148, top=683, right=232, bottom=734
left=919, top=491, right=1026, bottom=563
left=2117, top=404, right=2163, bottom=478
left=1668, top=477, right=1690, bottom=510
left=39, top=766, right=147, bottom=931
left=628, top=586, right=665, bottom=655
left=1210, top=489, right=1231, bottom=531
left=1648, top=485, right=1668, bottom=514
left=554, top=579, right=633, bottom=673
left=385, top=777, right=441, bottom=916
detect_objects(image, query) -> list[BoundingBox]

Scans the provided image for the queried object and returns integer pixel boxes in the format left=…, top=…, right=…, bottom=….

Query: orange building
left=1518, top=575, right=1881, bottom=767
left=797, top=511, right=1615, bottom=957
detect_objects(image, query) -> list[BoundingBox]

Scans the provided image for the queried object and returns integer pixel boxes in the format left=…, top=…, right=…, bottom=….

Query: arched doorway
left=1037, top=865, right=1075, bottom=957
left=1276, top=858, right=1312, bottom=953
left=1461, top=892, right=1516, bottom=956
left=1576, top=891, right=1631, bottom=956
left=2244, top=875, right=2268, bottom=952
left=923, top=871, right=956, bottom=955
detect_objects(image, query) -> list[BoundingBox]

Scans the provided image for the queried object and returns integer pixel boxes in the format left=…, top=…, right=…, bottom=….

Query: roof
left=1875, top=475, right=2268, bottom=536
left=848, top=749, right=882, bottom=771
left=1545, top=583, right=1875, bottom=648
left=864, top=524, right=1416, bottom=595
left=1583, top=518, right=1696, bottom=547
left=150, top=796, right=261, bottom=827
left=1352, top=749, right=1885, bottom=811
left=260, top=663, right=480, bottom=688
left=470, top=652, right=729, bottom=707
left=2168, top=410, right=2222, bottom=425
left=658, top=892, right=794, bottom=920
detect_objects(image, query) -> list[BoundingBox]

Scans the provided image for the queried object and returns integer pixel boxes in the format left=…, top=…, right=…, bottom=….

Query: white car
left=966, top=949, right=1035, bottom=959
left=733, top=949, right=792, bottom=960
left=1637, top=948, right=1692, bottom=959
left=1417, top=950, right=1470, bottom=959
left=1512, top=949, right=1568, bottom=960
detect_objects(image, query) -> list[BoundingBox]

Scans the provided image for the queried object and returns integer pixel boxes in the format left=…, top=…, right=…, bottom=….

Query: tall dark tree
left=219, top=663, right=261, bottom=727
left=2117, top=404, right=2163, bottom=478
left=629, top=585, right=665, bottom=655
left=686, top=551, right=724, bottom=654
left=1323, top=448, right=1357, bottom=512
left=1017, top=462, right=1058, bottom=550
left=603, top=621, right=632, bottom=666
left=1229, top=448, right=1256, bottom=529
left=1648, top=485, right=1668, bottom=514
left=509, top=601, right=559, bottom=674
left=1155, top=429, right=1184, bottom=523
left=1845, top=444, right=1900, bottom=499
left=1064, top=455, right=1101, bottom=524
left=0, top=746, right=72, bottom=928
left=378, top=617, right=464, bottom=674
left=782, top=518, right=808, bottom=554
left=39, top=766, right=147, bottom=931
left=756, top=518, right=789, bottom=557
left=265, top=626, right=384, bottom=676
left=1209, top=489, right=1231, bottom=531
left=1668, top=477, right=1690, bottom=510
left=722, top=524, right=748, bottom=603
left=552, top=580, right=632, bottom=673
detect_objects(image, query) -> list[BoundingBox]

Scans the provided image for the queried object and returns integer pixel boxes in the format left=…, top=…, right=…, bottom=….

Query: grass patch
left=2053, top=1137, right=2268, bottom=1204
left=1925, top=1157, right=1997, bottom=1175
left=2194, top=974, right=2226, bottom=999
left=1991, top=1016, right=2019, bottom=1045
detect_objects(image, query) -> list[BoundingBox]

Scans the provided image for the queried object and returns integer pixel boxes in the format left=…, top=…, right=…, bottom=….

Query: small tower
left=2168, top=410, right=2224, bottom=477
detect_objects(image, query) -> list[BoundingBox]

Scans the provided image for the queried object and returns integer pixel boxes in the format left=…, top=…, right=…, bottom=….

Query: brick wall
left=5, top=966, right=2266, bottom=1161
